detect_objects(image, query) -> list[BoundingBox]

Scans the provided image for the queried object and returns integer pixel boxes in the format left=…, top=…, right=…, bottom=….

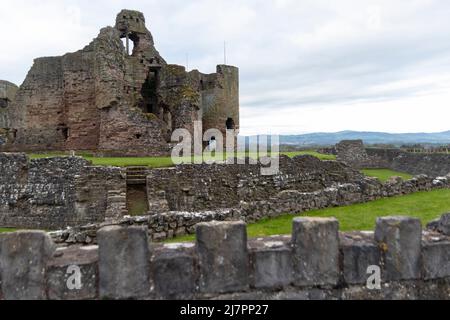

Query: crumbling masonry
left=1, top=215, right=450, bottom=300
left=0, top=10, right=239, bottom=155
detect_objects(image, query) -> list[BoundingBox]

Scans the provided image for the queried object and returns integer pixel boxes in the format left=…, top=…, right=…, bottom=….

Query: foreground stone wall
left=336, top=140, right=450, bottom=177
left=0, top=153, right=126, bottom=229
left=1, top=215, right=450, bottom=300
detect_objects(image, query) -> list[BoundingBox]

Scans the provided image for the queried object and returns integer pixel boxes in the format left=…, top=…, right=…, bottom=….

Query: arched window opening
left=209, top=136, right=217, bottom=152
left=141, top=70, right=158, bottom=115
left=0, top=98, right=9, bottom=108
left=226, top=118, right=235, bottom=130
left=62, top=127, right=69, bottom=140
left=121, top=33, right=139, bottom=56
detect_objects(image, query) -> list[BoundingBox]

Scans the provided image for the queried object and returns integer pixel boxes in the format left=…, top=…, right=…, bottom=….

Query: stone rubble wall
left=241, top=173, right=450, bottom=224
left=366, top=148, right=450, bottom=177
left=0, top=153, right=126, bottom=229
left=336, top=140, right=450, bottom=177
left=51, top=172, right=450, bottom=244
left=1, top=215, right=450, bottom=300
left=146, top=155, right=366, bottom=213
left=336, top=140, right=373, bottom=168
left=0, top=80, right=18, bottom=130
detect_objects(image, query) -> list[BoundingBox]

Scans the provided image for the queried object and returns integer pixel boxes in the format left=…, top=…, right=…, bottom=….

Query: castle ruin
left=0, top=10, right=239, bottom=156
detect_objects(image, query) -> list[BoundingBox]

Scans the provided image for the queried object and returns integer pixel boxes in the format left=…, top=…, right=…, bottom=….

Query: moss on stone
left=145, top=113, right=158, bottom=121
left=181, top=85, right=200, bottom=103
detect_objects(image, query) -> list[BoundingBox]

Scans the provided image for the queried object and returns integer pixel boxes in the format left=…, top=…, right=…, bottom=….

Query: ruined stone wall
left=5, top=57, right=67, bottom=150
left=52, top=172, right=450, bottom=244
left=0, top=153, right=126, bottom=229
left=336, top=140, right=450, bottom=177
left=1, top=215, right=450, bottom=300
left=98, top=106, right=170, bottom=156
left=366, top=148, right=450, bottom=177
left=146, top=156, right=364, bottom=212
left=0, top=80, right=18, bottom=132
left=336, top=140, right=373, bottom=168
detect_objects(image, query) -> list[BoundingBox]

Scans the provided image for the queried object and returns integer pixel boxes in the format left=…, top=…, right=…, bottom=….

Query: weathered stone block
left=340, top=233, right=381, bottom=285
left=292, top=217, right=340, bottom=287
left=150, top=243, right=197, bottom=299
left=422, top=241, right=450, bottom=280
left=196, top=221, right=249, bottom=293
left=249, top=239, right=293, bottom=289
left=0, top=231, right=55, bottom=300
left=46, top=245, right=98, bottom=300
left=437, top=213, right=450, bottom=236
left=98, top=226, right=151, bottom=299
left=375, top=216, right=422, bottom=281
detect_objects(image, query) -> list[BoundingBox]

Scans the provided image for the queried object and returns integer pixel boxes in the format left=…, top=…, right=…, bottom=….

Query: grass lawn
left=0, top=228, right=17, bottom=234
left=281, top=151, right=336, bottom=161
left=86, top=156, right=175, bottom=168
left=28, top=151, right=336, bottom=168
left=361, top=168, right=413, bottom=182
left=166, top=189, right=450, bottom=243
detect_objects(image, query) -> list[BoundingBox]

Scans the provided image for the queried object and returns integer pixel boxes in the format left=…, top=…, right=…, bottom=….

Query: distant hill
left=239, top=130, right=450, bottom=147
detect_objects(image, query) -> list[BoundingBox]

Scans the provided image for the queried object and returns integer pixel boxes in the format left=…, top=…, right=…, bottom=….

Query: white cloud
left=1, top=0, right=450, bottom=135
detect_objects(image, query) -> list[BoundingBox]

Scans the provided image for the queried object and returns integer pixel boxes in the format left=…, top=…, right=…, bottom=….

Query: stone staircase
left=126, top=166, right=149, bottom=185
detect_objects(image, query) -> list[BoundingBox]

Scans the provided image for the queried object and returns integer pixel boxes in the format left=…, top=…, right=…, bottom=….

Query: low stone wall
left=336, top=140, right=450, bottom=177
left=50, top=209, right=240, bottom=244
left=146, top=155, right=366, bottom=213
left=240, top=174, right=450, bottom=223
left=2, top=214, right=450, bottom=300
left=366, top=148, right=450, bottom=177
left=336, top=140, right=373, bottom=168
left=0, top=153, right=127, bottom=229
left=51, top=173, right=450, bottom=244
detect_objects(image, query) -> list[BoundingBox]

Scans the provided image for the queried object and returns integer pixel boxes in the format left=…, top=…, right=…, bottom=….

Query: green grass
left=87, top=156, right=176, bottom=168
left=128, top=201, right=149, bottom=216
left=28, top=150, right=336, bottom=168
left=166, top=189, right=450, bottom=243
left=361, top=169, right=413, bottom=182
left=0, top=228, right=17, bottom=234
left=281, top=151, right=336, bottom=161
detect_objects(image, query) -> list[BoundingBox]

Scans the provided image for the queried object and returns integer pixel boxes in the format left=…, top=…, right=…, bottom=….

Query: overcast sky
left=1, top=0, right=450, bottom=135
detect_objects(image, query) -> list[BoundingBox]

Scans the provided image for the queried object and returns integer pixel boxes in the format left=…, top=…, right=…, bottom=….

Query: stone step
left=126, top=166, right=149, bottom=171
left=127, top=175, right=147, bottom=179
left=108, top=190, right=126, bottom=195
left=127, top=179, right=147, bottom=185
left=126, top=175, right=147, bottom=180
left=126, top=169, right=148, bottom=173
left=126, top=166, right=148, bottom=185
left=127, top=174, right=147, bottom=178
left=108, top=196, right=127, bottom=203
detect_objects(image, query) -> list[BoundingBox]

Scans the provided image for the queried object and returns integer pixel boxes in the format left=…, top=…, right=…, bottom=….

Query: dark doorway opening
left=0, top=98, right=8, bottom=108
left=62, top=127, right=69, bottom=141
left=141, top=70, right=158, bottom=115
left=226, top=118, right=235, bottom=130
left=126, top=185, right=149, bottom=216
